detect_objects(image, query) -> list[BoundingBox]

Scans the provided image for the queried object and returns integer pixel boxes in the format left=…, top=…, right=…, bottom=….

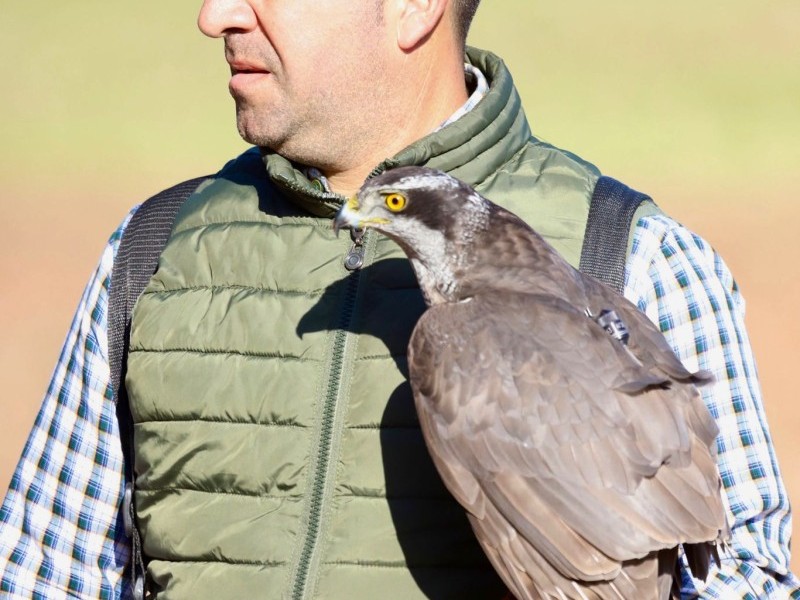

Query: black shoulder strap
left=578, top=176, right=652, bottom=293
left=108, top=176, right=208, bottom=598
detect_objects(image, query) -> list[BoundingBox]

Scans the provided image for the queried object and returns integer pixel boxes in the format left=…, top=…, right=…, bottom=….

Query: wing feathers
left=482, top=474, right=619, bottom=580
left=408, top=289, right=724, bottom=599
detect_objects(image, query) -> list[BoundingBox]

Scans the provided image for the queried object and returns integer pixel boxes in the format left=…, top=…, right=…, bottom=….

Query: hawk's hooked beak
left=333, top=196, right=390, bottom=236
left=333, top=196, right=361, bottom=236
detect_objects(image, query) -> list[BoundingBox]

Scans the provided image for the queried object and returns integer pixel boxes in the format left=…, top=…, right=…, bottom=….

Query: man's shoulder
left=511, top=136, right=671, bottom=232
left=127, top=147, right=262, bottom=234
left=508, top=136, right=602, bottom=189
left=145, top=146, right=261, bottom=206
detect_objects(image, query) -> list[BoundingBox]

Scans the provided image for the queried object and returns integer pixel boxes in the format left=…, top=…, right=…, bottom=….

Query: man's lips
left=228, top=59, right=270, bottom=75
left=227, top=60, right=272, bottom=93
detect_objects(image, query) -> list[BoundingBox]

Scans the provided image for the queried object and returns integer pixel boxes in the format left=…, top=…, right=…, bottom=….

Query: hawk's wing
left=584, top=275, right=715, bottom=387
left=408, top=291, right=724, bottom=599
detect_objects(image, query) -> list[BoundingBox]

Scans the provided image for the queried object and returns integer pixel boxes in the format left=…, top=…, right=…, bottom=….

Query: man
left=0, top=0, right=797, bottom=598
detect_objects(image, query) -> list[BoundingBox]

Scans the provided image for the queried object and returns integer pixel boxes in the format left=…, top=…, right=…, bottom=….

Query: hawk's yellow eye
left=385, top=193, right=407, bottom=213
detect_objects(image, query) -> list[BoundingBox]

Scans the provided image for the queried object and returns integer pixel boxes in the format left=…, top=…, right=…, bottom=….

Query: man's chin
left=234, top=111, right=282, bottom=149
left=233, top=110, right=325, bottom=168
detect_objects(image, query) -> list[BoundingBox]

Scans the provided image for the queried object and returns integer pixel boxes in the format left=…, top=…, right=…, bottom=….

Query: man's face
left=198, top=0, right=392, bottom=170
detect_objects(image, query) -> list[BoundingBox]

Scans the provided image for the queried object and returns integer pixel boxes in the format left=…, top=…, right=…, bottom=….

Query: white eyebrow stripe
left=393, top=173, right=460, bottom=192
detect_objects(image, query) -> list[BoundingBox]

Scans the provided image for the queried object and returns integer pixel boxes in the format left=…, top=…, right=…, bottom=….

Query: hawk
left=333, top=166, right=728, bottom=599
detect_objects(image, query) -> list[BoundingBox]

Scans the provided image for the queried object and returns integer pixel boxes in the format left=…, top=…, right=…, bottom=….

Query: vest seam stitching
left=356, top=353, right=407, bottom=361
left=128, top=348, right=317, bottom=361
left=136, top=487, right=452, bottom=499
left=172, top=219, right=331, bottom=237
left=133, top=418, right=307, bottom=427
left=136, top=487, right=303, bottom=498
left=322, top=561, right=498, bottom=570
left=153, top=559, right=288, bottom=567
left=139, top=285, right=326, bottom=297
left=336, top=494, right=456, bottom=500
left=346, top=425, right=420, bottom=430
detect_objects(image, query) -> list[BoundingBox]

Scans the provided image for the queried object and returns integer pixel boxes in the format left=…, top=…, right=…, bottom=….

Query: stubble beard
left=226, top=12, right=392, bottom=171
left=233, top=95, right=294, bottom=153
left=232, top=77, right=389, bottom=175
left=227, top=21, right=395, bottom=174
left=233, top=96, right=339, bottom=170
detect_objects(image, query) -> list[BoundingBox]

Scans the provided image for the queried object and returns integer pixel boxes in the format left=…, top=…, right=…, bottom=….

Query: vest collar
left=262, top=47, right=532, bottom=218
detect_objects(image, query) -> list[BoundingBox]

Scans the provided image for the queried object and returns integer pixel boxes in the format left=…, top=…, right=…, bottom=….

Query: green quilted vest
left=126, top=48, right=649, bottom=599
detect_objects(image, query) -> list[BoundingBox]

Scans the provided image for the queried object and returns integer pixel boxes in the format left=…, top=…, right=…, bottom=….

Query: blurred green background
left=1, top=0, right=798, bottom=575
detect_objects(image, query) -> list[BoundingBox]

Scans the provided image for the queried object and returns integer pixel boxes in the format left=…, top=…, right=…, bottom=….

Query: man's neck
left=323, top=55, right=470, bottom=197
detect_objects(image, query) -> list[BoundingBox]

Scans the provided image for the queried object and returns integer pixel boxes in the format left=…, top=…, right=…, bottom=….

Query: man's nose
left=198, top=0, right=257, bottom=38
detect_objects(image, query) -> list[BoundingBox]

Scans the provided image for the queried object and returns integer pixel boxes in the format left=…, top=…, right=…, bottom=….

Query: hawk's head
left=334, top=166, right=491, bottom=304
left=335, top=166, right=489, bottom=258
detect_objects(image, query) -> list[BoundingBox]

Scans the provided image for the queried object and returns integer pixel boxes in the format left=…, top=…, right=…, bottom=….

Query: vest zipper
left=343, top=227, right=366, bottom=271
left=291, top=233, right=369, bottom=599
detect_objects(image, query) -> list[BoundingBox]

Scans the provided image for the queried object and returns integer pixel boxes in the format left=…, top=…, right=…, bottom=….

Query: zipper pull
left=344, top=228, right=365, bottom=271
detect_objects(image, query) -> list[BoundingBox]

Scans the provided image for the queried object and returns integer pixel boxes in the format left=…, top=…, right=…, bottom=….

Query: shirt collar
left=436, top=63, right=489, bottom=131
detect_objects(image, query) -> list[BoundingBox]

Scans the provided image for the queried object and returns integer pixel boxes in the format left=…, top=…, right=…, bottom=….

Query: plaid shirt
left=2, top=71, right=798, bottom=599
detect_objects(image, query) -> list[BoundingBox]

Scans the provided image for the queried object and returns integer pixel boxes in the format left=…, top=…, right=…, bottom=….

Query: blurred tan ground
left=1, top=1, right=798, bottom=578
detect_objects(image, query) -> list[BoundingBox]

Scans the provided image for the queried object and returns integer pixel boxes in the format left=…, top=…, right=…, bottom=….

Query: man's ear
left=393, top=0, right=450, bottom=52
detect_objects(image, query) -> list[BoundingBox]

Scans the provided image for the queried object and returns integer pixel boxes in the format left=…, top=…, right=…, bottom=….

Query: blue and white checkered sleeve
left=625, top=213, right=800, bottom=599
left=0, top=208, right=138, bottom=600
